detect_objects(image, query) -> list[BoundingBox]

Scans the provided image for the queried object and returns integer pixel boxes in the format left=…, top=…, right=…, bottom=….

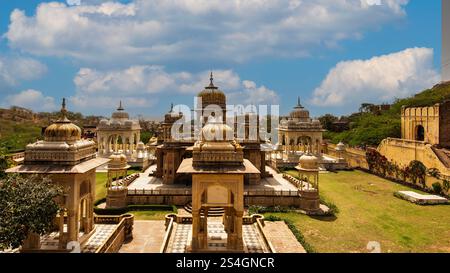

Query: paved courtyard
left=128, top=165, right=298, bottom=192
left=119, top=220, right=166, bottom=253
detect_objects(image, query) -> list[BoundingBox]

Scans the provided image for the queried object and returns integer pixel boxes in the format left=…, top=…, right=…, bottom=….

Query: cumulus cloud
left=4, top=89, right=57, bottom=111
left=71, top=66, right=279, bottom=110
left=311, top=47, right=440, bottom=107
left=4, top=0, right=409, bottom=64
left=0, top=56, right=47, bottom=87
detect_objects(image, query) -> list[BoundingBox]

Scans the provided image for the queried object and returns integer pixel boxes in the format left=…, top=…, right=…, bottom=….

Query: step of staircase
left=184, top=202, right=225, bottom=217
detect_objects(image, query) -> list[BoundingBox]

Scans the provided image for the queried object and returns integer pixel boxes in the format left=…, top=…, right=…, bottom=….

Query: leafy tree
left=408, top=160, right=427, bottom=187
left=318, top=114, right=338, bottom=131
left=140, top=131, right=153, bottom=144
left=0, top=174, right=63, bottom=250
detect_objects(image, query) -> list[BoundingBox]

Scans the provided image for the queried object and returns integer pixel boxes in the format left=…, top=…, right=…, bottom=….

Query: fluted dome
left=197, top=72, right=226, bottom=106
left=297, top=153, right=319, bottom=171
left=44, top=99, right=81, bottom=142
left=44, top=122, right=82, bottom=142
left=290, top=97, right=310, bottom=119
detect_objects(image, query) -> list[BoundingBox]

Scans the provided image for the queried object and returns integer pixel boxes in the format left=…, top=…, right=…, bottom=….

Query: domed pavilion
left=6, top=99, right=110, bottom=251
left=177, top=117, right=260, bottom=252
left=272, top=97, right=325, bottom=169
left=97, top=101, right=143, bottom=167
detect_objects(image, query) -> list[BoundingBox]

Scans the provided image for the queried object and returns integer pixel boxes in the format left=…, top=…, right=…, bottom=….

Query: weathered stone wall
left=127, top=194, right=314, bottom=208
left=401, top=104, right=440, bottom=145
left=378, top=138, right=450, bottom=177
left=439, top=101, right=450, bottom=148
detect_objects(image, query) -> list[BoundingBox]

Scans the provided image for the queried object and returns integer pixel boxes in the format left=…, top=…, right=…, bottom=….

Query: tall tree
left=0, top=174, right=63, bottom=250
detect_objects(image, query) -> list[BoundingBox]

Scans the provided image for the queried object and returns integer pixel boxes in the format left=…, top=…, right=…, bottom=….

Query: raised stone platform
left=395, top=191, right=449, bottom=205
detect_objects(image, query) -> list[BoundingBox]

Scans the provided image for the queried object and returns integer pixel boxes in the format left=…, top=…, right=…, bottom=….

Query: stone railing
left=244, top=189, right=300, bottom=197
left=160, top=214, right=275, bottom=253
left=128, top=188, right=192, bottom=196
left=8, top=151, right=25, bottom=163
left=282, top=173, right=316, bottom=193
left=94, top=214, right=134, bottom=253
left=160, top=214, right=176, bottom=253
left=122, top=173, right=139, bottom=187
left=253, top=215, right=276, bottom=254
left=128, top=187, right=300, bottom=197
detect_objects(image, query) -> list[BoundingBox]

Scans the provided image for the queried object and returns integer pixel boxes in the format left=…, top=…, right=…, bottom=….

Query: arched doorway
left=190, top=177, right=244, bottom=252
left=416, top=125, right=425, bottom=141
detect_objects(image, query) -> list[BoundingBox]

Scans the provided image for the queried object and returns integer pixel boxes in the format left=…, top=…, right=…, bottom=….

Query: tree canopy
left=323, top=82, right=450, bottom=147
left=0, top=174, right=63, bottom=250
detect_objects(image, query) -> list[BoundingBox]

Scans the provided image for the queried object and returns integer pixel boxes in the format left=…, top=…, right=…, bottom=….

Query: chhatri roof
left=197, top=72, right=226, bottom=104
left=44, top=98, right=82, bottom=143
left=97, top=101, right=141, bottom=130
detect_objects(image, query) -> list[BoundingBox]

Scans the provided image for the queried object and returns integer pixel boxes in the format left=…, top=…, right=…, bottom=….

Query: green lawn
left=276, top=170, right=450, bottom=253
left=128, top=210, right=172, bottom=220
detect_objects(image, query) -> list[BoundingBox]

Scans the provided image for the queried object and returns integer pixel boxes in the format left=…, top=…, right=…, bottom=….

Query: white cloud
left=0, top=56, right=47, bottom=87
left=311, top=47, right=440, bottom=107
left=71, top=66, right=279, bottom=110
left=4, top=0, right=409, bottom=64
left=4, top=89, right=57, bottom=111
left=228, top=81, right=280, bottom=106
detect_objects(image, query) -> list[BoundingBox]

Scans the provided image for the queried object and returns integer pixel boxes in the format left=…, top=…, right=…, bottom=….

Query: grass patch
left=275, top=170, right=450, bottom=253
left=94, top=204, right=177, bottom=221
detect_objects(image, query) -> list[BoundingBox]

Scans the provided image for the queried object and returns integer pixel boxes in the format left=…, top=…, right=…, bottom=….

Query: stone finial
left=118, top=100, right=124, bottom=111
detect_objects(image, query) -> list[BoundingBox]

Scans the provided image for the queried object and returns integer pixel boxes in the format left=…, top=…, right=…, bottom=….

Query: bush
left=432, top=182, right=443, bottom=195
left=409, top=160, right=427, bottom=187
left=265, top=215, right=282, bottom=222
left=443, top=180, right=450, bottom=193
left=248, top=205, right=292, bottom=214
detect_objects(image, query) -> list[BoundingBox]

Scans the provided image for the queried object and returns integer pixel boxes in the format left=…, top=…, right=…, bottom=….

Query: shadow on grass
left=308, top=214, right=338, bottom=222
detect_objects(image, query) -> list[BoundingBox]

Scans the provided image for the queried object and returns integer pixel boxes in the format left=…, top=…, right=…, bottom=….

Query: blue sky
left=0, top=0, right=442, bottom=119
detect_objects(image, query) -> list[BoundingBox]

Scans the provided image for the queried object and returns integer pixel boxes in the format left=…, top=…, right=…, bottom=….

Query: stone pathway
left=263, top=221, right=306, bottom=253
left=119, top=220, right=166, bottom=253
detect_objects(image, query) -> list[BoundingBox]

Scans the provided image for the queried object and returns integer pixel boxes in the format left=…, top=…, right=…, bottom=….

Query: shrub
left=265, top=215, right=282, bottom=222
left=408, top=160, right=427, bottom=186
left=431, top=182, right=443, bottom=195
left=443, top=180, right=450, bottom=193
left=248, top=205, right=292, bottom=214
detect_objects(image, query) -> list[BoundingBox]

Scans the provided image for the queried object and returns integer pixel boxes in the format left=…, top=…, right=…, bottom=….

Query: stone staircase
left=432, top=146, right=450, bottom=169
left=184, top=202, right=225, bottom=217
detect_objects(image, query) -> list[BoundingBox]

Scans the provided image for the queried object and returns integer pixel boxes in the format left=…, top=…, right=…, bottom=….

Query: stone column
left=191, top=209, right=200, bottom=250
left=234, top=210, right=244, bottom=251
left=67, top=209, right=78, bottom=242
